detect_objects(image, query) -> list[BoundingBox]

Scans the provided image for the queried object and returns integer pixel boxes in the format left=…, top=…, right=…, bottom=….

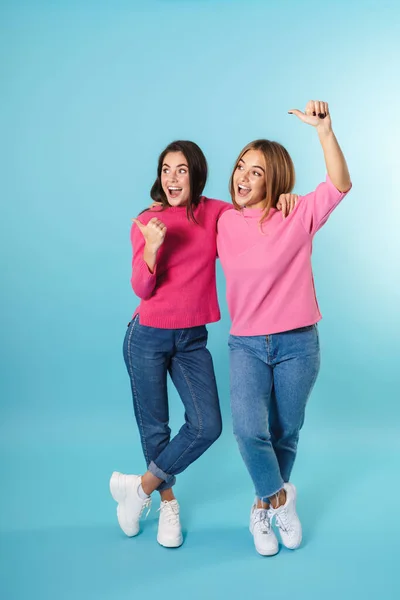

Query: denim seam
left=264, top=335, right=270, bottom=363
left=176, top=329, right=187, bottom=345
left=125, top=317, right=149, bottom=463
left=314, top=323, right=320, bottom=347
left=166, top=355, right=203, bottom=472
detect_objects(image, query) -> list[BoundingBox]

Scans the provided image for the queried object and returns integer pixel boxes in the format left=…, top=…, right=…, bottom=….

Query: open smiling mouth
left=168, top=186, right=183, bottom=199
left=237, top=184, right=251, bottom=198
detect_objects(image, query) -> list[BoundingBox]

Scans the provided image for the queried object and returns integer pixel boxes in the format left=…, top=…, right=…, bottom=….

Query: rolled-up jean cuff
left=148, top=460, right=175, bottom=486
left=157, top=478, right=176, bottom=492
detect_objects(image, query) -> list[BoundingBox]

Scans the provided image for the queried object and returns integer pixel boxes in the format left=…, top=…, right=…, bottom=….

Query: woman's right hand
left=132, top=217, right=167, bottom=252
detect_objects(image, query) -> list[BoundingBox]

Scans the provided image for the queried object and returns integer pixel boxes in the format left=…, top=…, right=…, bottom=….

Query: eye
left=179, top=168, right=187, bottom=174
left=253, top=171, right=262, bottom=177
left=162, top=168, right=169, bottom=174
left=236, top=164, right=243, bottom=170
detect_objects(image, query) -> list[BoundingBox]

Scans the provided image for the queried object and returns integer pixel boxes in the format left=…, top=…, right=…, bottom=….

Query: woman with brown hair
left=110, top=141, right=228, bottom=548
left=217, top=100, right=351, bottom=556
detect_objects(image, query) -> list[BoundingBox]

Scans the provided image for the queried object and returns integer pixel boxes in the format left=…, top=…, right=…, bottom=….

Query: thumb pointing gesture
left=132, top=218, right=146, bottom=234
left=132, top=217, right=167, bottom=252
left=288, top=109, right=308, bottom=121
left=288, top=100, right=331, bottom=131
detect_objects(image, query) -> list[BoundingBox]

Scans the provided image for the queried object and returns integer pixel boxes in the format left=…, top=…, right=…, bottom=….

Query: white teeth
left=238, top=184, right=251, bottom=191
left=168, top=187, right=182, bottom=191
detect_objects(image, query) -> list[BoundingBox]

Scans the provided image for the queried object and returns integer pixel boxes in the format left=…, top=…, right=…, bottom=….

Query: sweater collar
left=240, top=207, right=278, bottom=218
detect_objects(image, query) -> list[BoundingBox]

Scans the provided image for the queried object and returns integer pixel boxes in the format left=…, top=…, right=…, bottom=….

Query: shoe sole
left=157, top=535, right=183, bottom=548
left=254, top=544, right=279, bottom=556
left=109, top=471, right=139, bottom=537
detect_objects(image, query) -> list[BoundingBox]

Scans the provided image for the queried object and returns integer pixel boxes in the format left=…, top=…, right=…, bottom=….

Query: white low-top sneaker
left=157, top=500, right=183, bottom=548
left=268, top=482, right=302, bottom=550
left=249, top=502, right=279, bottom=556
left=109, top=471, right=151, bottom=537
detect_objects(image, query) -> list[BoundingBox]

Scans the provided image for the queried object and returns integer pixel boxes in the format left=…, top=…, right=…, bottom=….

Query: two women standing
left=110, top=100, right=351, bottom=555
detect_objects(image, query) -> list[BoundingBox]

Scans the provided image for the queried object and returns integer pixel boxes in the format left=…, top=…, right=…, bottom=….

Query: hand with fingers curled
left=132, top=217, right=167, bottom=253
left=288, top=100, right=332, bottom=132
left=276, top=193, right=298, bottom=219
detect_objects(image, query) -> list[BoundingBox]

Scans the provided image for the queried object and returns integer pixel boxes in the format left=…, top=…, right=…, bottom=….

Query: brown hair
left=229, top=139, right=295, bottom=223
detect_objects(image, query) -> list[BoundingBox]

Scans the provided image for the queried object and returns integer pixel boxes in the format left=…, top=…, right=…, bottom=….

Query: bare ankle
left=141, top=471, right=163, bottom=496
left=256, top=498, right=270, bottom=509
left=160, top=489, right=175, bottom=502
left=269, top=488, right=286, bottom=509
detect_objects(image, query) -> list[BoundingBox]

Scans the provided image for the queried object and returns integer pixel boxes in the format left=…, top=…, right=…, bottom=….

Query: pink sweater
left=131, top=197, right=230, bottom=329
left=217, top=176, right=351, bottom=336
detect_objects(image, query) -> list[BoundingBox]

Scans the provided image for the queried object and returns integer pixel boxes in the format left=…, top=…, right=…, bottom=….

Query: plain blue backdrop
left=1, top=1, right=399, bottom=599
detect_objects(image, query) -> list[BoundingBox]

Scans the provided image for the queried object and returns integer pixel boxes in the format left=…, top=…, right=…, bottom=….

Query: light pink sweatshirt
left=217, top=176, right=351, bottom=336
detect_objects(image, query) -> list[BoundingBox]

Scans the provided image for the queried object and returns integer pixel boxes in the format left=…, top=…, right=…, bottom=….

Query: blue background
left=1, top=0, right=399, bottom=598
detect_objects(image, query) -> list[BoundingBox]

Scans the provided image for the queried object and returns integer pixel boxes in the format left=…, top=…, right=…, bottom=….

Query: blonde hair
left=229, top=139, right=295, bottom=223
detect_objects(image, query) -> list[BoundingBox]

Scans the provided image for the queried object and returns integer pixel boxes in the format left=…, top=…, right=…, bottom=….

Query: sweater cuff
left=139, top=256, right=157, bottom=279
left=326, top=174, right=352, bottom=196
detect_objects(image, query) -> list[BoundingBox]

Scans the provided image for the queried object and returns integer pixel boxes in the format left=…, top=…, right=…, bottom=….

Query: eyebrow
left=162, top=163, right=188, bottom=168
left=239, top=158, right=265, bottom=172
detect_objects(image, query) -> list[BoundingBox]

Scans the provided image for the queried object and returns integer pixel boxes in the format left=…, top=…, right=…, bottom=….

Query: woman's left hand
left=277, top=193, right=298, bottom=219
left=288, top=100, right=332, bottom=132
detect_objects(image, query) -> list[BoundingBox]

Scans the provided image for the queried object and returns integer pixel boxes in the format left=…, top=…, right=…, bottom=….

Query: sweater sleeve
left=215, top=200, right=233, bottom=221
left=297, top=175, right=352, bottom=236
left=130, top=221, right=157, bottom=300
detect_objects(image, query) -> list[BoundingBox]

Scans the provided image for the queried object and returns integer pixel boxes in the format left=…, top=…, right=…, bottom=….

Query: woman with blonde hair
left=217, top=100, right=351, bottom=556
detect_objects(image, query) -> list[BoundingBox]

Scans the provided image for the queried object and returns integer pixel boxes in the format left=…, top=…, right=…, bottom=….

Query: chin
left=170, top=198, right=187, bottom=207
left=235, top=196, right=249, bottom=206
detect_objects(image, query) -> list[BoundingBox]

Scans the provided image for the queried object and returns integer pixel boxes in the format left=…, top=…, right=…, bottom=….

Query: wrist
left=144, top=243, right=159, bottom=255
left=317, top=125, right=334, bottom=139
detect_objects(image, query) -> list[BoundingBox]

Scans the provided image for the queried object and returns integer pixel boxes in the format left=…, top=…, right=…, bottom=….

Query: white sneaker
left=157, top=500, right=183, bottom=548
left=109, top=471, right=151, bottom=537
left=268, top=482, right=302, bottom=550
left=249, top=501, right=279, bottom=556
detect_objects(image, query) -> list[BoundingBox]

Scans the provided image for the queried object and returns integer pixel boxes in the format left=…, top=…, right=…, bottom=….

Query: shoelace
left=138, top=497, right=152, bottom=520
left=158, top=501, right=180, bottom=526
left=274, top=508, right=291, bottom=534
left=253, top=509, right=272, bottom=534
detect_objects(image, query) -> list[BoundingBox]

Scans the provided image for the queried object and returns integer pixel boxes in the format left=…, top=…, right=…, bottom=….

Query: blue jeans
left=229, top=325, right=320, bottom=499
left=123, top=316, right=222, bottom=491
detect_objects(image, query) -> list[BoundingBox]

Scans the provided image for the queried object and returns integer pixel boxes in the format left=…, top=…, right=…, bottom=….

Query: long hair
left=149, top=140, right=208, bottom=222
left=229, top=139, right=295, bottom=223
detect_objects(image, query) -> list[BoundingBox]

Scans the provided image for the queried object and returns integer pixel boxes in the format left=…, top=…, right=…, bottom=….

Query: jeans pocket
left=127, top=314, right=139, bottom=328
left=228, top=334, right=246, bottom=351
left=186, top=325, right=208, bottom=347
left=228, top=334, right=236, bottom=349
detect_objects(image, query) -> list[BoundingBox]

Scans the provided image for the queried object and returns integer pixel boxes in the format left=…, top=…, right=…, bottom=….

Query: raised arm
left=289, top=100, right=351, bottom=193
